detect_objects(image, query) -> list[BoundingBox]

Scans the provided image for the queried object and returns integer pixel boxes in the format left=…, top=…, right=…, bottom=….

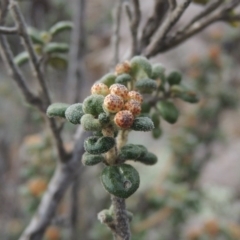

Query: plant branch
left=145, top=0, right=191, bottom=56
left=178, top=0, right=224, bottom=33
left=10, top=0, right=51, bottom=108
left=111, top=195, right=131, bottom=240
left=168, top=0, right=176, bottom=11
left=112, top=0, right=123, bottom=66
left=67, top=0, right=86, bottom=103
left=19, top=127, right=90, bottom=240
left=146, top=0, right=240, bottom=57
left=0, top=25, right=17, bottom=34
left=125, top=0, right=141, bottom=57
left=0, top=35, right=44, bottom=110
left=140, top=0, right=168, bottom=50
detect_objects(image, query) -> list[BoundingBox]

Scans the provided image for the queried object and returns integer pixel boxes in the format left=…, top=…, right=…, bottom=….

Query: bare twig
left=145, top=0, right=192, bottom=56
left=10, top=0, right=51, bottom=108
left=0, top=35, right=44, bottom=110
left=111, top=195, right=131, bottom=240
left=19, top=127, right=90, bottom=240
left=140, top=0, right=168, bottom=50
left=67, top=0, right=86, bottom=103
left=112, top=0, right=123, bottom=66
left=146, top=0, right=240, bottom=57
left=168, top=0, right=176, bottom=11
left=0, top=25, right=17, bottom=34
left=125, top=0, right=141, bottom=56
left=179, top=0, right=224, bottom=33
left=69, top=175, right=80, bottom=240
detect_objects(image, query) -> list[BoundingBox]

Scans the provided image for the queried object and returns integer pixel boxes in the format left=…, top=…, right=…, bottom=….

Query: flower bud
left=124, top=100, right=141, bottom=116
left=103, top=94, right=124, bottom=113
left=91, top=82, right=110, bottom=96
left=109, top=84, right=128, bottom=101
left=114, top=110, right=134, bottom=129
left=127, top=91, right=143, bottom=103
left=115, top=61, right=131, bottom=75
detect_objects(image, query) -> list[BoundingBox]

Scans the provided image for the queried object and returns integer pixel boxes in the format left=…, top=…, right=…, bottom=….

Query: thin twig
left=125, top=0, right=141, bottom=57
left=178, top=0, right=224, bottom=33
left=10, top=0, right=51, bottom=108
left=0, top=25, right=17, bottom=34
left=168, top=0, right=176, bottom=11
left=140, top=0, right=168, bottom=50
left=146, top=0, right=240, bottom=57
left=111, top=195, right=131, bottom=240
left=145, top=0, right=192, bottom=56
left=67, top=0, right=86, bottom=103
left=112, top=0, right=123, bottom=66
left=0, top=35, right=43, bottom=110
left=19, top=127, right=90, bottom=240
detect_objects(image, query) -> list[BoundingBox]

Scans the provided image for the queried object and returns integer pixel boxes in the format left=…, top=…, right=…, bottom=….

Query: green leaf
left=157, top=101, right=179, bottom=124
left=81, top=114, right=102, bottom=131
left=49, top=21, right=73, bottom=36
left=115, top=73, right=132, bottom=86
left=46, top=103, right=70, bottom=118
left=101, top=164, right=140, bottom=198
left=135, top=79, right=157, bottom=93
left=14, top=52, right=30, bottom=66
left=152, top=127, right=162, bottom=139
left=84, top=136, right=115, bottom=154
left=27, top=27, right=44, bottom=45
left=98, top=73, right=116, bottom=87
left=65, top=103, right=84, bottom=124
left=44, top=42, right=69, bottom=54
left=82, top=152, right=104, bottom=166
left=130, top=56, right=152, bottom=78
left=131, top=117, right=154, bottom=131
left=137, top=152, right=158, bottom=165
left=167, top=71, right=182, bottom=85
left=82, top=95, right=104, bottom=116
left=118, top=144, right=146, bottom=162
left=151, top=63, right=165, bottom=82
left=47, top=54, right=68, bottom=70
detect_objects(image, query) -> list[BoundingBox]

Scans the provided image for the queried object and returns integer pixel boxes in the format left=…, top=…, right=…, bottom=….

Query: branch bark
left=19, top=127, right=90, bottom=240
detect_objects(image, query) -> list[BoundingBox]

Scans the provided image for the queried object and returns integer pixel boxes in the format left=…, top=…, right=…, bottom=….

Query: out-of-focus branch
left=146, top=0, right=240, bottom=57
left=0, top=36, right=44, bottom=110
left=125, top=0, right=141, bottom=57
left=179, top=0, right=224, bottom=33
left=67, top=0, right=86, bottom=103
left=140, top=0, right=168, bottom=50
left=168, top=0, right=176, bottom=11
left=112, top=0, right=123, bottom=66
left=0, top=25, right=17, bottom=34
left=145, top=0, right=192, bottom=56
left=10, top=0, right=51, bottom=108
left=9, top=0, right=67, bottom=162
left=19, top=127, right=90, bottom=240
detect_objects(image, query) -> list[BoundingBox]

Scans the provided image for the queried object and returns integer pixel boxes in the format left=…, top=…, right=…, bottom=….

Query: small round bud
left=125, top=100, right=141, bottom=115
left=128, top=91, right=143, bottom=103
left=109, top=84, right=128, bottom=100
left=103, top=94, right=124, bottom=113
left=115, top=61, right=131, bottom=75
left=114, top=110, right=134, bottom=129
left=91, top=82, right=110, bottom=96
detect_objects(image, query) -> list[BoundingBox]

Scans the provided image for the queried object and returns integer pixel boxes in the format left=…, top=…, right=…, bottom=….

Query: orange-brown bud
left=103, top=94, right=124, bottom=113
left=91, top=82, right=110, bottom=96
left=125, top=100, right=141, bottom=115
left=28, top=178, right=47, bottom=197
left=114, top=110, right=134, bottom=129
left=109, top=84, right=128, bottom=101
left=115, top=61, right=131, bottom=75
left=127, top=91, right=143, bottom=103
left=45, top=226, right=61, bottom=240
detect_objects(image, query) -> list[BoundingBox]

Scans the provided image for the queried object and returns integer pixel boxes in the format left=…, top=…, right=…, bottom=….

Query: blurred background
left=1, top=0, right=240, bottom=240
